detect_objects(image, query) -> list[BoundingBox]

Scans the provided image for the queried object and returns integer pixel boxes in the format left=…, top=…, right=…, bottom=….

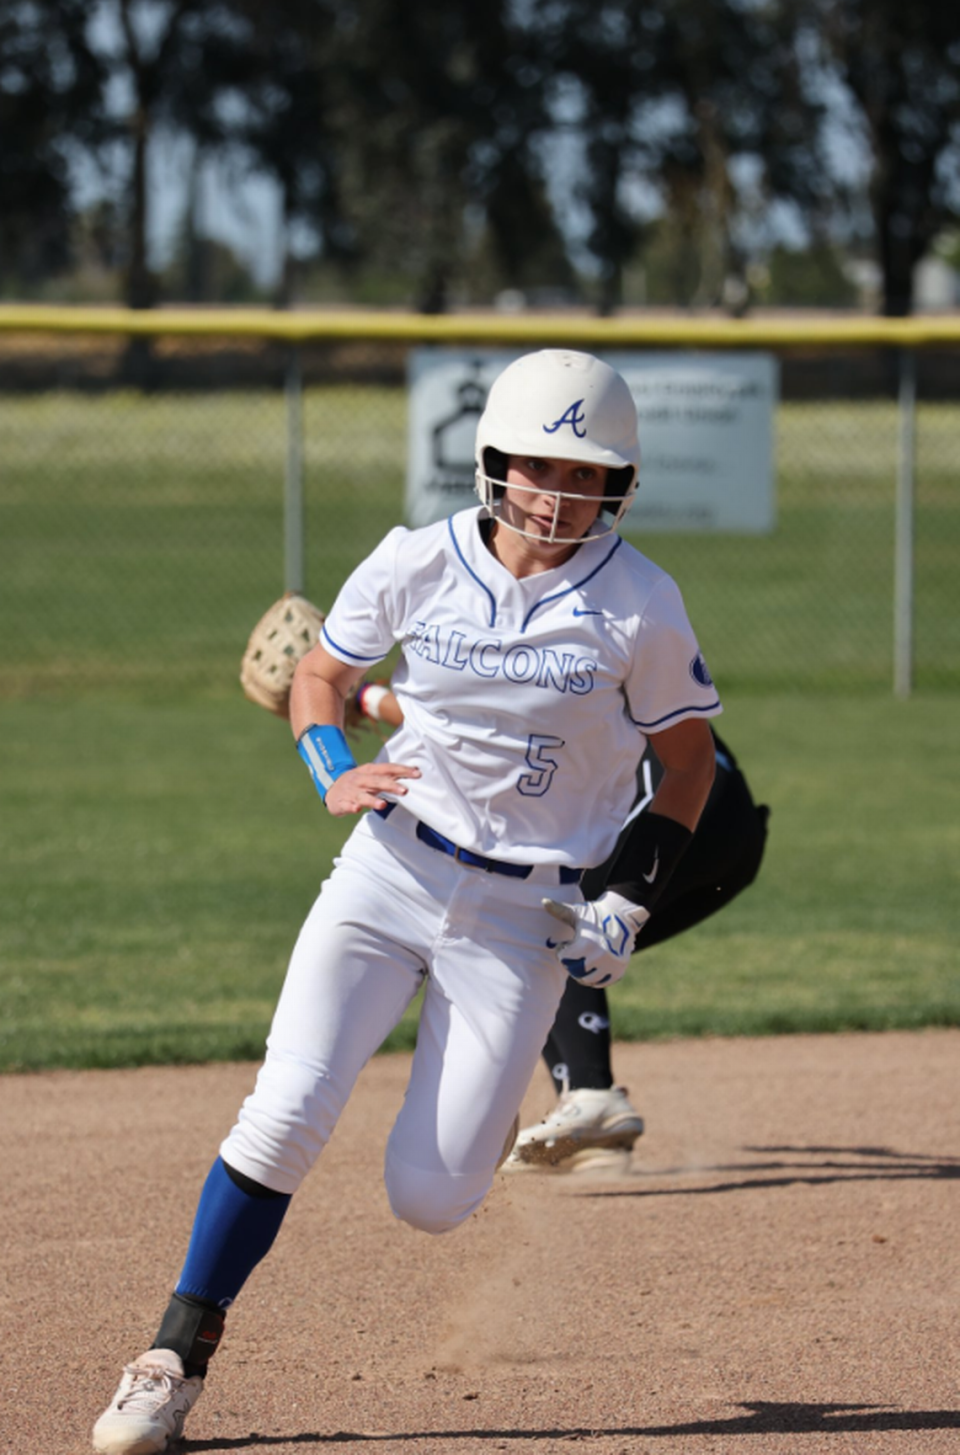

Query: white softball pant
left=220, top=807, right=577, bottom=1233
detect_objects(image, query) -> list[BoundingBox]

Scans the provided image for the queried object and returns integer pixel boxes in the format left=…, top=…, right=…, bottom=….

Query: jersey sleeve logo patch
left=690, top=652, right=714, bottom=688
left=543, top=399, right=587, bottom=439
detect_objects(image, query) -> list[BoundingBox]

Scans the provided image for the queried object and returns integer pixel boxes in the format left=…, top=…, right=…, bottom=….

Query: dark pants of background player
left=541, top=732, right=770, bottom=1095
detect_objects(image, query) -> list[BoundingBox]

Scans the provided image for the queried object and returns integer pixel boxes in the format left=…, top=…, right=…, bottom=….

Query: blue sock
left=175, top=1157, right=291, bottom=1309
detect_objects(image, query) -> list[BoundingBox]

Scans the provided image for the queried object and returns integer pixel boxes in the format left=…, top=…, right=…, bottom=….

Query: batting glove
left=542, top=891, right=650, bottom=987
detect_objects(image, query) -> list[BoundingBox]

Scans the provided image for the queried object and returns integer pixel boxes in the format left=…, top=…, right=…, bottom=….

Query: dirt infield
left=3, top=1030, right=958, bottom=1455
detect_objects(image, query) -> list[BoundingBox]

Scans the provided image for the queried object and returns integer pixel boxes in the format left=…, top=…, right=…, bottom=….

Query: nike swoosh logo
left=642, top=852, right=660, bottom=885
left=573, top=608, right=603, bottom=617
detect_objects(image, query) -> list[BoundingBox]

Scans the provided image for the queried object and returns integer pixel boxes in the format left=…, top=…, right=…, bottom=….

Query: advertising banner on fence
left=406, top=349, right=778, bottom=533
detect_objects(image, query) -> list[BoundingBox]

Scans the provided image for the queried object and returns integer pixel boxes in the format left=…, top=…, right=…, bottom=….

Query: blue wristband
left=296, top=725, right=357, bottom=804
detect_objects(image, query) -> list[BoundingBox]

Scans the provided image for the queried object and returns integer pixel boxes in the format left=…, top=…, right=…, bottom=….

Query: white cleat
left=92, top=1348, right=203, bottom=1455
left=502, top=1086, right=644, bottom=1174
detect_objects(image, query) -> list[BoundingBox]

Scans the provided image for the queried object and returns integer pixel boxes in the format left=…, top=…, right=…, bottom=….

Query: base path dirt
left=3, top=1030, right=958, bottom=1455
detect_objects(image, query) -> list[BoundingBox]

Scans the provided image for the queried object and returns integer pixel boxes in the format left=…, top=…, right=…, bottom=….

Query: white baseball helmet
left=474, top=349, right=640, bottom=543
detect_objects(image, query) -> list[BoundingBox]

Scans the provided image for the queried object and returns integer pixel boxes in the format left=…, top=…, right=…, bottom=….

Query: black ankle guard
left=154, top=1292, right=225, bottom=1373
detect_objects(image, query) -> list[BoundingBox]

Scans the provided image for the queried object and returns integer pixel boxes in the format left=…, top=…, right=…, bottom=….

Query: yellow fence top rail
left=2, top=304, right=960, bottom=347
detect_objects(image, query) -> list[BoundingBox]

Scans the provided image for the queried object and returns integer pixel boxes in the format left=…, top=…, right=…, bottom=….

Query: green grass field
left=2, top=389, right=959, bottom=697
left=1, top=691, right=956, bottom=1072
left=1, top=385, right=958, bottom=1071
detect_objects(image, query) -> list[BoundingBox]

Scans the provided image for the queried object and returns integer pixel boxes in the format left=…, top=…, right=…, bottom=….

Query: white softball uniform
left=222, top=507, right=720, bottom=1231
left=324, top=508, right=720, bottom=866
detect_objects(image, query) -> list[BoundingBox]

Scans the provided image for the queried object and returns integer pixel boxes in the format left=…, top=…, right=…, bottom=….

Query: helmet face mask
left=478, top=455, right=636, bottom=545
left=474, top=350, right=640, bottom=544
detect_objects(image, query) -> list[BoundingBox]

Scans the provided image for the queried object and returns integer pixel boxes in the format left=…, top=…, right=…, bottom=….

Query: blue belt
left=417, top=820, right=582, bottom=882
left=376, top=803, right=581, bottom=883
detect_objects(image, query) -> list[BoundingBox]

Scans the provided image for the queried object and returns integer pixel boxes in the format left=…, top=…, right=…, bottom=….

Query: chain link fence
left=1, top=313, right=958, bottom=700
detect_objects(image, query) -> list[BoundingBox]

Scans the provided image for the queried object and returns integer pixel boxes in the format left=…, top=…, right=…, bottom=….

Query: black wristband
left=605, top=810, right=693, bottom=912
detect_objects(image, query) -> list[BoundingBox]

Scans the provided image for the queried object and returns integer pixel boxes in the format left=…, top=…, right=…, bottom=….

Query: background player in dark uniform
left=351, top=686, right=770, bottom=1173
left=505, top=729, right=769, bottom=1171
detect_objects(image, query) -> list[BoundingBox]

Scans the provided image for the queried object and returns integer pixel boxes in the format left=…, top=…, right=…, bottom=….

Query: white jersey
left=322, top=507, right=721, bottom=869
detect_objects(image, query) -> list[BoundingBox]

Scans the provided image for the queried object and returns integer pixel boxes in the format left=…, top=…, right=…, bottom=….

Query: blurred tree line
left=1, top=0, right=958, bottom=315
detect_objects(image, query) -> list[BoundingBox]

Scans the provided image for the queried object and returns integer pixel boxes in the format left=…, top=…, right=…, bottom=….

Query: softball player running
left=93, top=349, right=721, bottom=1455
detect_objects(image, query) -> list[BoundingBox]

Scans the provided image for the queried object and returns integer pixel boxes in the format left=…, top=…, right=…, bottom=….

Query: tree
left=802, top=0, right=960, bottom=314
left=221, top=0, right=355, bottom=308
left=0, top=0, right=102, bottom=292
left=91, top=1, right=272, bottom=309
left=313, top=0, right=558, bottom=311
left=653, top=0, right=832, bottom=308
left=761, top=242, right=859, bottom=307
left=3, top=0, right=567, bottom=312
left=522, top=0, right=828, bottom=314
left=523, top=0, right=671, bottom=314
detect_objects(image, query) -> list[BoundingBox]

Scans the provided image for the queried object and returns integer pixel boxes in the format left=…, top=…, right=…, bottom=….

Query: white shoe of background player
left=92, top=1347, right=203, bottom=1455
left=502, top=1086, right=645, bottom=1174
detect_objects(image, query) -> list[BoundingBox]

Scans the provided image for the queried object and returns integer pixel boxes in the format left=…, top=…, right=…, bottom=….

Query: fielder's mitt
left=240, top=593, right=326, bottom=717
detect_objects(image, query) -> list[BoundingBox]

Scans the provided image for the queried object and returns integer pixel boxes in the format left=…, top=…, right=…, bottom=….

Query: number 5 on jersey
left=519, top=734, right=564, bottom=797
